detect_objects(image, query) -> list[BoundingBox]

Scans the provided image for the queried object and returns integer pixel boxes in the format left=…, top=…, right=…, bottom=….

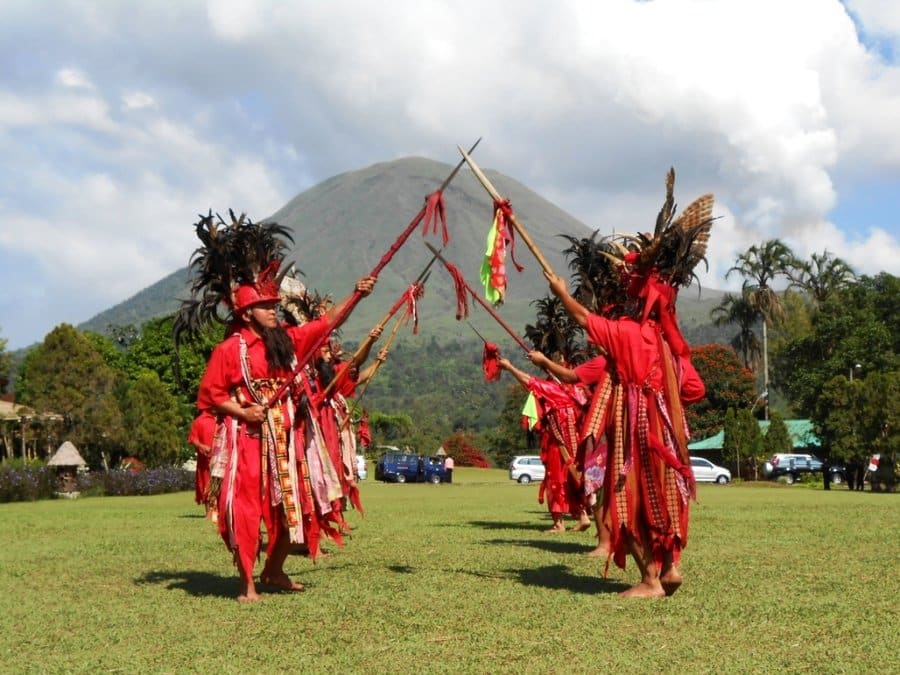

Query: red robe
left=197, top=319, right=331, bottom=576
left=187, top=411, right=217, bottom=506
left=585, top=314, right=704, bottom=571
left=524, top=377, right=586, bottom=519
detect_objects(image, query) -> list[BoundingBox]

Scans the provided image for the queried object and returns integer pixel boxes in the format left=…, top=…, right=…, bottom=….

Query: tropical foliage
left=0, top=327, right=12, bottom=393
left=687, top=344, right=757, bottom=441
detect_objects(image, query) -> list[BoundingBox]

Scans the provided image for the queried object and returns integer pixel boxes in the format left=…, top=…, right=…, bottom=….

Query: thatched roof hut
left=48, top=441, right=87, bottom=467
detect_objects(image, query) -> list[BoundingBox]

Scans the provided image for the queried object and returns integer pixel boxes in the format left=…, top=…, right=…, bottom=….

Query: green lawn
left=1, top=468, right=897, bottom=673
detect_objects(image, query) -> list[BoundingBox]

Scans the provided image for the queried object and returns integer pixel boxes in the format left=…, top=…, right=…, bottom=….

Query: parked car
left=690, top=457, right=731, bottom=484
left=356, top=454, right=368, bottom=481
left=508, top=455, right=545, bottom=484
left=375, top=450, right=448, bottom=483
left=763, top=453, right=846, bottom=485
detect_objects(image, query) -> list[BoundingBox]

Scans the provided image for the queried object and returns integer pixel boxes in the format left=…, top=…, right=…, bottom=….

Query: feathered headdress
left=173, top=209, right=294, bottom=346
left=596, top=169, right=715, bottom=356
left=608, top=168, right=715, bottom=291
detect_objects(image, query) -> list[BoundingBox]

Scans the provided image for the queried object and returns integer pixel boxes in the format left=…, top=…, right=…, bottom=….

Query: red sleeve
left=333, top=361, right=359, bottom=397
left=678, top=356, right=706, bottom=404
left=288, top=318, right=332, bottom=364
left=574, top=354, right=608, bottom=385
left=197, top=337, right=241, bottom=411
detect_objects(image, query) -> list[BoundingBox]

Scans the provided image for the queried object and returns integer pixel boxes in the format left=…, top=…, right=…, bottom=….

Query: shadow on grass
left=510, top=564, right=629, bottom=594
left=137, top=569, right=326, bottom=598
left=388, top=564, right=416, bottom=574
left=467, top=519, right=554, bottom=531
left=463, top=564, right=628, bottom=594
left=485, top=537, right=589, bottom=555
left=136, top=570, right=236, bottom=599
left=177, top=513, right=207, bottom=519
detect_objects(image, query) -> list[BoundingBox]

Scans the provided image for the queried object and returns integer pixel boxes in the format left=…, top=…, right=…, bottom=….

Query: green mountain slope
left=81, top=155, right=725, bottom=346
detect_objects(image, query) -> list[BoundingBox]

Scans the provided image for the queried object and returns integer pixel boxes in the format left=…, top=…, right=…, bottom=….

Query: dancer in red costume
left=546, top=270, right=705, bottom=597
left=197, top=274, right=376, bottom=603
left=526, top=350, right=614, bottom=556
left=497, top=356, right=591, bottom=533
left=307, top=329, right=383, bottom=519
left=187, top=411, right=217, bottom=515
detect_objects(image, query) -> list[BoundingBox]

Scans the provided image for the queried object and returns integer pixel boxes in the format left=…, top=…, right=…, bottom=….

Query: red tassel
left=482, top=341, right=501, bottom=381
left=422, top=191, right=449, bottom=245
left=443, top=260, right=470, bottom=320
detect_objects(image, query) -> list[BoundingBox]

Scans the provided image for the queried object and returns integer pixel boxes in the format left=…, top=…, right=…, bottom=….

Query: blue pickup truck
left=375, top=449, right=448, bottom=484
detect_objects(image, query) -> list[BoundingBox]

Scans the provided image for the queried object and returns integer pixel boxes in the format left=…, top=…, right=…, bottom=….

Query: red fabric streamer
left=443, top=260, right=470, bottom=320
left=404, top=283, right=423, bottom=334
left=482, top=341, right=501, bottom=381
left=494, top=199, right=525, bottom=274
left=422, top=191, right=449, bottom=246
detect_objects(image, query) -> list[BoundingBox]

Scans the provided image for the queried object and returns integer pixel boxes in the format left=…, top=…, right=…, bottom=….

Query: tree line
left=1, top=238, right=896, bottom=478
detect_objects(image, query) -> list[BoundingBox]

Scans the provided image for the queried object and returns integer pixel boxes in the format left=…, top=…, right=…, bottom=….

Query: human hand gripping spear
left=263, top=140, right=481, bottom=408
left=336, top=305, right=411, bottom=434
left=321, top=249, right=440, bottom=399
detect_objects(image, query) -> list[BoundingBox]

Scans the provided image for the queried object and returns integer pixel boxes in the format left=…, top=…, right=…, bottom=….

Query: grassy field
left=1, top=468, right=897, bottom=674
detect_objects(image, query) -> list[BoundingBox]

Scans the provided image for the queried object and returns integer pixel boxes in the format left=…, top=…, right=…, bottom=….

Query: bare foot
left=236, top=591, right=262, bottom=604
left=571, top=520, right=592, bottom=533
left=260, top=571, right=305, bottom=592
left=585, top=545, right=610, bottom=558
left=544, top=525, right=565, bottom=534
left=619, top=581, right=665, bottom=598
left=660, top=567, right=683, bottom=596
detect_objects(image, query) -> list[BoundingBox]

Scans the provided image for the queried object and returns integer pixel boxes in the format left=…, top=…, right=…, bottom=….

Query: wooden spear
left=337, top=309, right=410, bottom=432
left=321, top=248, right=440, bottom=399
left=423, top=241, right=529, bottom=353
left=457, top=144, right=555, bottom=276
left=264, top=140, right=480, bottom=408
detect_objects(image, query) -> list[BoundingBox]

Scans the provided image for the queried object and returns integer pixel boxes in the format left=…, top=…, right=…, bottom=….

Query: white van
left=508, top=455, right=545, bottom=484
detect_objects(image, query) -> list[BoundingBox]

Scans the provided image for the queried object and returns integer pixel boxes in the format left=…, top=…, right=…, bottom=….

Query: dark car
left=763, top=453, right=847, bottom=485
left=375, top=451, right=448, bottom=484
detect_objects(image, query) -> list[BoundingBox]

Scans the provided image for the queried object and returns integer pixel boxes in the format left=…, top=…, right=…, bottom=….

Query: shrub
left=100, top=467, right=194, bottom=496
left=442, top=432, right=491, bottom=468
left=0, top=462, right=194, bottom=502
left=0, top=461, right=57, bottom=502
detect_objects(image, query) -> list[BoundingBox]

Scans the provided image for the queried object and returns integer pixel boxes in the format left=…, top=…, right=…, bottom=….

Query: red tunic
left=187, top=411, right=217, bottom=506
left=586, top=314, right=701, bottom=570
left=197, top=319, right=331, bottom=576
left=524, top=377, right=585, bottom=519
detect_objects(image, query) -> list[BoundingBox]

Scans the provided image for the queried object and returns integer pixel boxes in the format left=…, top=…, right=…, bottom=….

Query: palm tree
left=524, top=295, right=585, bottom=364
left=710, top=291, right=762, bottom=370
left=786, top=250, right=856, bottom=307
left=726, top=239, right=795, bottom=418
left=558, top=232, right=626, bottom=313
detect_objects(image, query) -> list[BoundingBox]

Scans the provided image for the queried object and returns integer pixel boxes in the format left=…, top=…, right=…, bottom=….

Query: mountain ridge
left=79, top=155, right=727, bottom=346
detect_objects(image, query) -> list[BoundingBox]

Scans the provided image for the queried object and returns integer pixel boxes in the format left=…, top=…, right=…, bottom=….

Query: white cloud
left=1, top=0, right=899, bottom=349
left=122, top=91, right=156, bottom=111
left=55, top=67, right=94, bottom=90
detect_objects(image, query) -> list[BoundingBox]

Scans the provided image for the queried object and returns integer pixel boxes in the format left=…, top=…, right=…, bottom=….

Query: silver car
left=509, top=455, right=545, bottom=484
left=690, top=456, right=731, bottom=484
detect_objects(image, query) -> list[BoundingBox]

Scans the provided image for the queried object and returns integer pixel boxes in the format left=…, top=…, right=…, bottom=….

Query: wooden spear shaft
left=264, top=141, right=479, bottom=408
left=457, top=144, right=555, bottom=277
left=423, top=241, right=529, bottom=353
left=338, top=310, right=409, bottom=432
left=321, top=249, right=439, bottom=399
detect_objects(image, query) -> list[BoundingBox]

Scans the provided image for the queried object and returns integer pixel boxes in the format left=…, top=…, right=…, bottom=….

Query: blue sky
left=1, top=0, right=899, bottom=350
